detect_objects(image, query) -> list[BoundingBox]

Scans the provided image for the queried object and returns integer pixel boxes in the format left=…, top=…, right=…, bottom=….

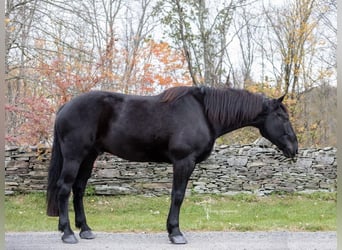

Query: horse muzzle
left=282, top=146, right=298, bottom=158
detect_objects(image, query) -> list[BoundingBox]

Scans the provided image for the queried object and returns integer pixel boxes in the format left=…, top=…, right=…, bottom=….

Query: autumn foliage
left=5, top=39, right=192, bottom=146
left=5, top=36, right=336, bottom=147
left=5, top=0, right=336, bottom=148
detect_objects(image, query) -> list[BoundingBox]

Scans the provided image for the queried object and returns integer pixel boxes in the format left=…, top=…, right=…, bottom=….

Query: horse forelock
left=203, top=88, right=264, bottom=127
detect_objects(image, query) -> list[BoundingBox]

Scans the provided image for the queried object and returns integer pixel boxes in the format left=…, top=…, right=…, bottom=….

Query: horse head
left=258, top=95, right=298, bottom=158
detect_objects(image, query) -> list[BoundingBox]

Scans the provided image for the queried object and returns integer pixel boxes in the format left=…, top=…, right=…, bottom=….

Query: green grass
left=5, top=192, right=336, bottom=232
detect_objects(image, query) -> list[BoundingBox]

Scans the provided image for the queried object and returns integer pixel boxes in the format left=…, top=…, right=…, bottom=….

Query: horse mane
left=203, top=87, right=264, bottom=127
left=159, top=86, right=196, bottom=103
left=159, top=86, right=264, bottom=127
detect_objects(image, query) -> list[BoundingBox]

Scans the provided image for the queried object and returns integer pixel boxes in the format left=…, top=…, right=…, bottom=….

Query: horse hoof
left=169, top=234, right=188, bottom=244
left=62, top=234, right=78, bottom=244
left=80, top=230, right=96, bottom=239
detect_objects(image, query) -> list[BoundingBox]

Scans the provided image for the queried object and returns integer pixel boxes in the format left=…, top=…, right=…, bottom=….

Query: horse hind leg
left=57, top=158, right=82, bottom=244
left=72, top=150, right=98, bottom=240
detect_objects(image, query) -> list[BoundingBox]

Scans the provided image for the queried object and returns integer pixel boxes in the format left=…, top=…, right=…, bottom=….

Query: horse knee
left=174, top=190, right=184, bottom=199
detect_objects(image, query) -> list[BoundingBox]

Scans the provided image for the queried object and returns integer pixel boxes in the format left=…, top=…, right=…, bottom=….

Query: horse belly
left=108, top=145, right=170, bottom=163
left=101, top=130, right=171, bottom=163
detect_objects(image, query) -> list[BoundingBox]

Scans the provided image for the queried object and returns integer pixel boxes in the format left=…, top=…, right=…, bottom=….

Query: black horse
left=47, top=86, right=298, bottom=244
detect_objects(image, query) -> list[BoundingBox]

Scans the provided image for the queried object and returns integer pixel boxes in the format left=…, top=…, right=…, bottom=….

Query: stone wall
left=5, top=144, right=337, bottom=196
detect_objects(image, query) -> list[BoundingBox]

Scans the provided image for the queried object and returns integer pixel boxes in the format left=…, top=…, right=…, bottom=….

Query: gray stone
left=315, top=156, right=335, bottom=165
left=95, top=185, right=132, bottom=195
left=96, top=169, right=121, bottom=178
left=227, top=156, right=248, bottom=166
left=247, top=161, right=265, bottom=168
left=4, top=145, right=337, bottom=196
left=296, top=158, right=313, bottom=168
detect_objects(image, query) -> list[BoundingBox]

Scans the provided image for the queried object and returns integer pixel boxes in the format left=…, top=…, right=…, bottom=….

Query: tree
left=5, top=0, right=336, bottom=147
left=262, top=0, right=326, bottom=97
left=132, top=40, right=192, bottom=94
left=229, top=6, right=259, bottom=88
left=5, top=0, right=43, bottom=141
left=157, top=0, right=251, bottom=87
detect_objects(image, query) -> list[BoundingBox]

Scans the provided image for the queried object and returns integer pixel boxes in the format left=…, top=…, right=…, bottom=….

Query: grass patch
left=5, top=192, right=336, bottom=232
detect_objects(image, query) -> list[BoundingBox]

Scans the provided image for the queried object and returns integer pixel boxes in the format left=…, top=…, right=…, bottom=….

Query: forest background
left=5, top=0, right=337, bottom=148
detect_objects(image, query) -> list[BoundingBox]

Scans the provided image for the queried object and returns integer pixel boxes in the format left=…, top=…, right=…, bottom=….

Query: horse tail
left=46, top=123, right=63, bottom=217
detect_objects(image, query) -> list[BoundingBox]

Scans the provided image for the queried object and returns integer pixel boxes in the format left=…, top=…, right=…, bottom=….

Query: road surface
left=5, top=231, right=336, bottom=250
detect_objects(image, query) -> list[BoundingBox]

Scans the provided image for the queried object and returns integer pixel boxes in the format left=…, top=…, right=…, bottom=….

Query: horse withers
left=46, top=86, right=298, bottom=244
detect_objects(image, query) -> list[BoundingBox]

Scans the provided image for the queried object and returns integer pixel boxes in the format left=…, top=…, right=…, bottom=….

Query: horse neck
left=203, top=88, right=264, bottom=138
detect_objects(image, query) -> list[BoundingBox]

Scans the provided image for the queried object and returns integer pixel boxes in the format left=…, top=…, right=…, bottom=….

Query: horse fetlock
left=166, top=219, right=179, bottom=232
left=75, top=219, right=86, bottom=229
left=167, top=224, right=182, bottom=238
left=58, top=222, right=64, bottom=232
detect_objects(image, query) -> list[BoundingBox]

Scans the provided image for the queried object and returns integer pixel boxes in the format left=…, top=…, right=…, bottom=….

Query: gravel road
left=5, top=231, right=336, bottom=250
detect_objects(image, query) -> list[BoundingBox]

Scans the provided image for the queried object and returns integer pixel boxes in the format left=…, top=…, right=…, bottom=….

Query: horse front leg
left=167, top=158, right=195, bottom=244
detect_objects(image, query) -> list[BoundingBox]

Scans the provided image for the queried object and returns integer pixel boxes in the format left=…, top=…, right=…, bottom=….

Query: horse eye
left=277, top=112, right=288, bottom=119
left=284, top=123, right=293, bottom=135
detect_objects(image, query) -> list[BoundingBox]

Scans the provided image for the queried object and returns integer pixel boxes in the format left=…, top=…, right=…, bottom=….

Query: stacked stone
left=5, top=146, right=50, bottom=195
left=4, top=144, right=336, bottom=196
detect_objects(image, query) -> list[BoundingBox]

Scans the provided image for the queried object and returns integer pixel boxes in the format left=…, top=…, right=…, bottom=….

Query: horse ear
left=262, top=94, right=285, bottom=112
left=277, top=95, right=286, bottom=103
left=268, top=95, right=285, bottom=110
